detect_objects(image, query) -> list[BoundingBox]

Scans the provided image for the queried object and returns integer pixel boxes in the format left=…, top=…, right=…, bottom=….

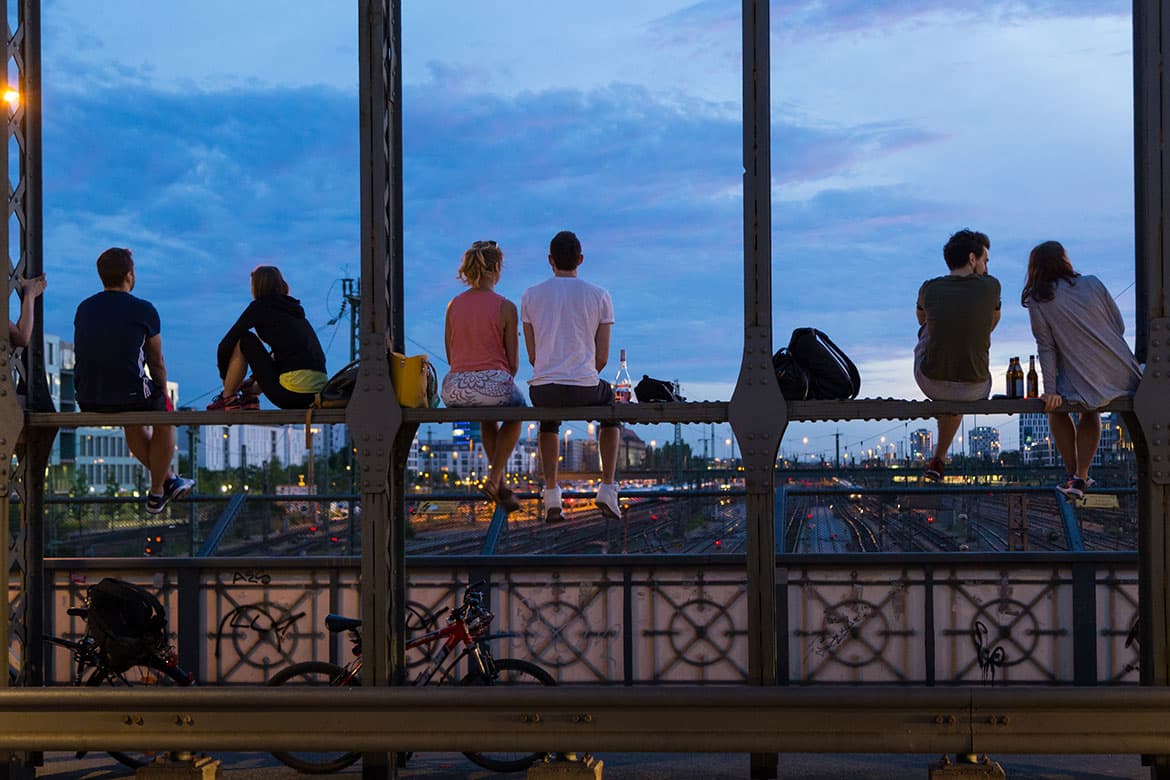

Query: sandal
left=496, top=485, right=522, bottom=514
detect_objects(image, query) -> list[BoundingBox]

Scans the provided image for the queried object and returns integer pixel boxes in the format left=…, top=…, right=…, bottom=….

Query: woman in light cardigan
left=1022, top=240, right=1140, bottom=499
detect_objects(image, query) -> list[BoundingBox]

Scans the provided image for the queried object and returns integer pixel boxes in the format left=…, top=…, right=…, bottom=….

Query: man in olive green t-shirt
left=914, top=229, right=1001, bottom=481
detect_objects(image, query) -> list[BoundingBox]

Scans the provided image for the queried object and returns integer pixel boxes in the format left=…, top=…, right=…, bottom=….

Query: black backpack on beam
left=772, top=328, right=861, bottom=400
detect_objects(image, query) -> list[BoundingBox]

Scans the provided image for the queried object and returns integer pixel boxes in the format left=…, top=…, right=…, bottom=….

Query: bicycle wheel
left=86, top=658, right=192, bottom=770
left=461, top=657, right=555, bottom=772
left=267, top=661, right=361, bottom=774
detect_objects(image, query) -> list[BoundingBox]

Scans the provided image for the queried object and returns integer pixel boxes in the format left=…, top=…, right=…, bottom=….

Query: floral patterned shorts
left=441, top=369, right=526, bottom=408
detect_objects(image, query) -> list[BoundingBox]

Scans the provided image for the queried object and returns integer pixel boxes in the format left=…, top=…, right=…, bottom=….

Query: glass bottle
left=1006, top=357, right=1024, bottom=399
left=1026, top=355, right=1039, bottom=399
left=614, top=349, right=633, bottom=403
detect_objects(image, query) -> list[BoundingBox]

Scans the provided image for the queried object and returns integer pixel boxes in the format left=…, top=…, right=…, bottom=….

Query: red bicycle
left=267, top=583, right=555, bottom=773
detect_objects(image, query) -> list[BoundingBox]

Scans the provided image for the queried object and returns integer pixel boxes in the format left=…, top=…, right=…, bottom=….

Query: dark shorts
left=529, top=380, right=620, bottom=433
left=79, top=382, right=168, bottom=413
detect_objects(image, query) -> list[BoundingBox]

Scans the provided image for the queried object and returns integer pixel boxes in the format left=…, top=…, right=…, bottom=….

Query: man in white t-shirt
left=521, top=230, right=621, bottom=523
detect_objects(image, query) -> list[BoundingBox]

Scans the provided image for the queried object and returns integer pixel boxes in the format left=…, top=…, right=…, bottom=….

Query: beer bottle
left=1026, top=355, right=1039, bottom=399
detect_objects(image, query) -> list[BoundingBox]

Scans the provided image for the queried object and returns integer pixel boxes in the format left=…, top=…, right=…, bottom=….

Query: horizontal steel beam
left=43, top=550, right=1137, bottom=570
left=0, top=686, right=1164, bottom=755
left=783, top=486, right=1137, bottom=496
left=28, top=409, right=348, bottom=427
left=24, top=396, right=1133, bottom=430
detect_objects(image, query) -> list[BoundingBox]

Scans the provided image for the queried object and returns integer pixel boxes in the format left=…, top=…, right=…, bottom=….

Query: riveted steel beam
left=0, top=687, right=1165, bottom=755
left=24, top=396, right=1133, bottom=431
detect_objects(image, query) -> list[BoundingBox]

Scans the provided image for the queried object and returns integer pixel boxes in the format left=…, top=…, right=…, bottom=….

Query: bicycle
left=267, top=583, right=555, bottom=774
left=43, top=605, right=194, bottom=770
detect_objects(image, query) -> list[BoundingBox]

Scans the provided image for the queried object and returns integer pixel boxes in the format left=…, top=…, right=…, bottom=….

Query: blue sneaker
left=146, top=475, right=195, bottom=514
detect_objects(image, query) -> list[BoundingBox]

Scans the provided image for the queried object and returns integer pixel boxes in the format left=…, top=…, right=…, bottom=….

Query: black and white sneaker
left=146, top=475, right=196, bottom=515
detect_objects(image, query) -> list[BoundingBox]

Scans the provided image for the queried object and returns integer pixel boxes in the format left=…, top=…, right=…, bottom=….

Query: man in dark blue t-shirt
left=74, top=247, right=194, bottom=514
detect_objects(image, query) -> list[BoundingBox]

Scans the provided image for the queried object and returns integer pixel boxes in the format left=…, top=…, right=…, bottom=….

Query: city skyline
left=36, top=2, right=1135, bottom=454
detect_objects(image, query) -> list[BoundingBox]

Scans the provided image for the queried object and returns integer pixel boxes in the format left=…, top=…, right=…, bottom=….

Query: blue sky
left=36, top=1, right=1135, bottom=458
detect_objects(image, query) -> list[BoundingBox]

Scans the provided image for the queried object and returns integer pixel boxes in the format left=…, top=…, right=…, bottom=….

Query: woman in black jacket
left=207, top=266, right=327, bottom=410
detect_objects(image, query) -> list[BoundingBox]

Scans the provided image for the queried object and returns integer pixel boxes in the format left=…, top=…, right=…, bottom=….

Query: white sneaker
left=542, top=487, right=563, bottom=524
left=595, top=483, right=621, bottom=519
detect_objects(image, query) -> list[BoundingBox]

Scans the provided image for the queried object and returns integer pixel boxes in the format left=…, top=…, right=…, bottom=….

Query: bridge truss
left=1, top=1, right=1170, bottom=779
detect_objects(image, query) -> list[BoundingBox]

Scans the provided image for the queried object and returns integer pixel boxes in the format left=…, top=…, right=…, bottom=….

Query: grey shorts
left=913, top=338, right=991, bottom=402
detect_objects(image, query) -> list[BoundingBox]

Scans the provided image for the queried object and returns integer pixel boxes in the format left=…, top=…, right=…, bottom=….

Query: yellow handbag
left=389, top=352, right=438, bottom=408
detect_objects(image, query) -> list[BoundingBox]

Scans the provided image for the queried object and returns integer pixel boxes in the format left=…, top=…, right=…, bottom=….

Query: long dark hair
left=251, top=265, right=289, bottom=298
left=1021, top=240, right=1079, bottom=306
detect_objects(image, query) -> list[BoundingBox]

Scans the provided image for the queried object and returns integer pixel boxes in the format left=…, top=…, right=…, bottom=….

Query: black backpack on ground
left=86, top=578, right=168, bottom=673
left=772, top=328, right=861, bottom=400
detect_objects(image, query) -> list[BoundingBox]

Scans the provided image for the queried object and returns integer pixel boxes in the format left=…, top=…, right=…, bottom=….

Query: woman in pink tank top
left=441, top=240, right=525, bottom=513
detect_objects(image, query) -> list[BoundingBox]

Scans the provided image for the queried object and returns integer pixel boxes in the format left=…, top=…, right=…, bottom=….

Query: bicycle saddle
left=325, top=614, right=362, bottom=632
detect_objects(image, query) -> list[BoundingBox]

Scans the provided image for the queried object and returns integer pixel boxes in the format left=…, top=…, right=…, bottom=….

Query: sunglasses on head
left=471, top=240, right=497, bottom=250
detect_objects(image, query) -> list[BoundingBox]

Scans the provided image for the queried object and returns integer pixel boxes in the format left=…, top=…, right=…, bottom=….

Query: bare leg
left=220, top=342, right=248, bottom=397
left=599, top=426, right=620, bottom=483
left=124, top=425, right=176, bottom=494
left=1047, top=412, right=1077, bottom=475
left=123, top=425, right=151, bottom=469
left=933, top=414, right=961, bottom=461
left=479, top=421, right=499, bottom=483
left=1074, top=412, right=1101, bottom=480
left=487, top=420, right=521, bottom=490
left=539, top=431, right=560, bottom=486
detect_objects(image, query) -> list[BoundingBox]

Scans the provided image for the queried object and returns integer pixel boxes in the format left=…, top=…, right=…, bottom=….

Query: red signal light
left=309, top=526, right=318, bottom=532
left=714, top=540, right=722, bottom=547
left=927, top=515, right=935, bottom=524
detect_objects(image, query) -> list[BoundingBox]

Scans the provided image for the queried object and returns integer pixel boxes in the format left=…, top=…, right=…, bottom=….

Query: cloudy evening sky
left=36, top=1, right=1135, bottom=459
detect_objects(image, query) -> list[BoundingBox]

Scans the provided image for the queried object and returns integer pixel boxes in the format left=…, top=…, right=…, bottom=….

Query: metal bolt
left=934, top=714, right=956, bottom=726
left=123, top=715, right=133, bottom=726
